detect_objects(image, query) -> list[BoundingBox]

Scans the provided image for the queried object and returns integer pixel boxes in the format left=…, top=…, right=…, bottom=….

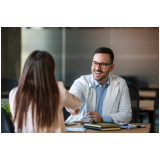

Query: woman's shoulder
left=56, top=81, right=65, bottom=89
left=56, top=81, right=67, bottom=94
left=9, top=87, right=18, bottom=98
left=9, top=87, right=18, bottom=111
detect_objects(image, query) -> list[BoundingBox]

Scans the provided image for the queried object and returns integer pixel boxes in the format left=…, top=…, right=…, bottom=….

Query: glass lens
left=92, top=61, right=106, bottom=68
left=100, top=64, right=106, bottom=69
left=92, top=61, right=97, bottom=67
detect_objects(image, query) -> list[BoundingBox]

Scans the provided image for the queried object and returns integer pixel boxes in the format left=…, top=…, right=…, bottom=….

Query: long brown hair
left=14, top=50, right=59, bottom=132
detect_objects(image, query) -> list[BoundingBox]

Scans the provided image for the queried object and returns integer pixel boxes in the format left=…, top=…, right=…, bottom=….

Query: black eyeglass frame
left=91, top=61, right=112, bottom=69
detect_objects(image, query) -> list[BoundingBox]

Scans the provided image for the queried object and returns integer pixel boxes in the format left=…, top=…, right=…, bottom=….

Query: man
left=66, top=47, right=132, bottom=124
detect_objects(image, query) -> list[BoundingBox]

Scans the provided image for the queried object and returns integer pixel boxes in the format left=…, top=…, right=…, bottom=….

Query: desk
left=139, top=100, right=154, bottom=111
left=65, top=123, right=151, bottom=133
left=139, top=90, right=156, bottom=98
left=139, top=100, right=155, bottom=133
left=131, top=100, right=154, bottom=111
left=1, top=98, right=9, bottom=105
left=148, top=84, right=159, bottom=90
left=1, top=91, right=10, bottom=95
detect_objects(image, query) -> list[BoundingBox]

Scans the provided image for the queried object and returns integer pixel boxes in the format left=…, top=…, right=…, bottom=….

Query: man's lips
left=94, top=71, right=103, bottom=77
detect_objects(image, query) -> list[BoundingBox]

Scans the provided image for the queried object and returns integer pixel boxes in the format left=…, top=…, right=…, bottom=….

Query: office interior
left=1, top=27, right=159, bottom=133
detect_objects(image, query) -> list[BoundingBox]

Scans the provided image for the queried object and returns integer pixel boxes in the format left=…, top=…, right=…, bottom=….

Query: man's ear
left=109, top=63, right=114, bottom=72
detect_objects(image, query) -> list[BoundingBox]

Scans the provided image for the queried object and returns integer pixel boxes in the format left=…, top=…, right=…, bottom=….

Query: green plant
left=1, top=102, right=12, bottom=118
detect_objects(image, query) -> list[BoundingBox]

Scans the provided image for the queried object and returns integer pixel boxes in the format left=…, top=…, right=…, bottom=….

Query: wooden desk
left=131, top=100, right=154, bottom=111
left=1, top=98, right=9, bottom=105
left=65, top=123, right=151, bottom=133
left=139, top=100, right=154, bottom=111
left=139, top=100, right=155, bottom=133
left=1, top=91, right=10, bottom=95
left=148, top=84, right=159, bottom=89
left=139, top=90, right=156, bottom=98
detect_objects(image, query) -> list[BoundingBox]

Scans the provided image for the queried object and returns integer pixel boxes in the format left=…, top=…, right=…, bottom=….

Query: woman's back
left=9, top=51, right=81, bottom=133
left=9, top=81, right=81, bottom=133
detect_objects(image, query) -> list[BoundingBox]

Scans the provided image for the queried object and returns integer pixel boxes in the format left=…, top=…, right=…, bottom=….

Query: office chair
left=128, top=84, right=139, bottom=123
left=1, top=108, right=14, bottom=133
left=121, top=76, right=140, bottom=89
left=1, top=78, right=18, bottom=98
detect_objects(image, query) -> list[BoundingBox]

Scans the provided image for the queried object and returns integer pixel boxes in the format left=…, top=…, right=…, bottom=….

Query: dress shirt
left=94, top=77, right=115, bottom=123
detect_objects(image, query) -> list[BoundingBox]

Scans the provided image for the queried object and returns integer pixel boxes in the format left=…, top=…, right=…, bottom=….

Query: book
left=83, top=125, right=121, bottom=131
left=83, top=123, right=119, bottom=128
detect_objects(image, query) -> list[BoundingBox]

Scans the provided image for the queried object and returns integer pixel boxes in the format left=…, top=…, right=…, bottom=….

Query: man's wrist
left=102, top=115, right=115, bottom=123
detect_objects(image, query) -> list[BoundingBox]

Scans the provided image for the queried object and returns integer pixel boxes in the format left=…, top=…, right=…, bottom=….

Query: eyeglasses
left=91, top=61, right=112, bottom=69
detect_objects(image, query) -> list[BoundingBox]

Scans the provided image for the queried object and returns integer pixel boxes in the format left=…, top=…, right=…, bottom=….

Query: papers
left=65, top=128, right=86, bottom=132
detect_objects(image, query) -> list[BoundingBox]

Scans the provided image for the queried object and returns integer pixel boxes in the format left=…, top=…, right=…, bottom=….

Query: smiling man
left=66, top=47, right=132, bottom=124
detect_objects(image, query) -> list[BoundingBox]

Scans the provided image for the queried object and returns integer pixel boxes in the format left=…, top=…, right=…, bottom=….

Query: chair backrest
left=121, top=76, right=140, bottom=89
left=62, top=107, right=71, bottom=121
left=127, top=84, right=139, bottom=123
left=1, top=108, right=14, bottom=133
left=1, top=78, right=18, bottom=98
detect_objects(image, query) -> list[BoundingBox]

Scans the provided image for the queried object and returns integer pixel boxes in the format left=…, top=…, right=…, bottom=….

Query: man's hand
left=67, top=108, right=80, bottom=115
left=86, top=111, right=103, bottom=122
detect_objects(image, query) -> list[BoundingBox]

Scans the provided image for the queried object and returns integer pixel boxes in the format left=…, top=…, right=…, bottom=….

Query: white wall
left=65, top=27, right=159, bottom=86
left=21, top=28, right=62, bottom=81
left=21, top=27, right=159, bottom=87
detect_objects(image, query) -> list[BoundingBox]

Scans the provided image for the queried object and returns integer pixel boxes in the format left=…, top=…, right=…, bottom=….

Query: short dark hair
left=94, top=47, right=114, bottom=63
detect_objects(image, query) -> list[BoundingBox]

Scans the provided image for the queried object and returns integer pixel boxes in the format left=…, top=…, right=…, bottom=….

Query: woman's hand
left=67, top=108, right=80, bottom=115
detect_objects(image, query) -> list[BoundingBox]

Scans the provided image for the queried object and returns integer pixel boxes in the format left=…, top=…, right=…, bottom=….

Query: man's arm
left=86, top=111, right=115, bottom=123
left=110, top=81, right=132, bottom=124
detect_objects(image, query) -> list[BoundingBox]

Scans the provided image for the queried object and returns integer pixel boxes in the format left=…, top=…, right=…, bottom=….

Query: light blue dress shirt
left=94, top=77, right=115, bottom=123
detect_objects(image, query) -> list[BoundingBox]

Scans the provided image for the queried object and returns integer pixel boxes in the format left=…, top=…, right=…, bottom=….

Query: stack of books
left=83, top=123, right=121, bottom=131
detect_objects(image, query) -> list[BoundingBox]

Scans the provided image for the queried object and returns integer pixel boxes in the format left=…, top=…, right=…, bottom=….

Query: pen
left=136, top=125, right=146, bottom=128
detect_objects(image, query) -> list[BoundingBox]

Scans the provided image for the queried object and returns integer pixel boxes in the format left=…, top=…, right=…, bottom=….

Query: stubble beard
left=93, top=69, right=109, bottom=83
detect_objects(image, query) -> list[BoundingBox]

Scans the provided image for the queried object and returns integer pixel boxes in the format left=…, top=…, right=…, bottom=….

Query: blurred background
left=1, top=27, right=159, bottom=86
left=1, top=27, right=159, bottom=133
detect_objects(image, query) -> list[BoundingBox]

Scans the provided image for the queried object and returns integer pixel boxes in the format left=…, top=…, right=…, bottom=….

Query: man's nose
left=95, top=63, right=101, bottom=69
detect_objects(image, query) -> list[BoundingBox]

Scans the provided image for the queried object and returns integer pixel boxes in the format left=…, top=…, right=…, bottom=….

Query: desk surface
left=65, top=123, right=151, bottom=133
left=139, top=100, right=154, bottom=111
left=1, top=98, right=9, bottom=105
left=139, top=90, right=156, bottom=98
left=148, top=84, right=159, bottom=89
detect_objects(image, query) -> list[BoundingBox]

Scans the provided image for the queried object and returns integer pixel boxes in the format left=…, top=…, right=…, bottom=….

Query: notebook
left=83, top=125, right=121, bottom=131
left=84, top=123, right=119, bottom=128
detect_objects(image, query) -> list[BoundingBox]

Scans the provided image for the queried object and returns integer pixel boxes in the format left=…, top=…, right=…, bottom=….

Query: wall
left=21, top=28, right=62, bottom=81
left=65, top=27, right=159, bottom=86
left=20, top=27, right=159, bottom=87
left=1, top=27, right=21, bottom=80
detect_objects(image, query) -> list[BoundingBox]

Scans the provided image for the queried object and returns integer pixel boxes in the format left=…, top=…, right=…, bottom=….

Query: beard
left=92, top=68, right=110, bottom=84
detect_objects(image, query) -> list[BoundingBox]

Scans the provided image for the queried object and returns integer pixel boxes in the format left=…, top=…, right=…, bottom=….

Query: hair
left=94, top=47, right=114, bottom=63
left=13, top=50, right=59, bottom=132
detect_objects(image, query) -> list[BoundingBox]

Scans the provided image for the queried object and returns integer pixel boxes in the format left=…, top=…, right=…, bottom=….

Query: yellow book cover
left=84, top=123, right=119, bottom=128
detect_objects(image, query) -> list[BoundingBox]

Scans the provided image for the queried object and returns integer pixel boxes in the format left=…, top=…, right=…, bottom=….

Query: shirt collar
left=94, top=76, right=110, bottom=88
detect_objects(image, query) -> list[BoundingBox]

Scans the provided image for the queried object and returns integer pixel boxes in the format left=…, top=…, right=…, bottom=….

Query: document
left=65, top=128, right=86, bottom=132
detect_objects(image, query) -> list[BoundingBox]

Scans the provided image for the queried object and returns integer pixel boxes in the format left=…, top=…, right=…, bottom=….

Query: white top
left=9, top=81, right=81, bottom=133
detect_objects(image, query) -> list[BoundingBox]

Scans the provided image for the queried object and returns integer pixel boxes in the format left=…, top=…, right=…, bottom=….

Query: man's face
left=91, top=53, right=114, bottom=85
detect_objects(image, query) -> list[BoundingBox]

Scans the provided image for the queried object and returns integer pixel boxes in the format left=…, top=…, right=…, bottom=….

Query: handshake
left=66, top=108, right=103, bottom=122
left=66, top=108, right=80, bottom=115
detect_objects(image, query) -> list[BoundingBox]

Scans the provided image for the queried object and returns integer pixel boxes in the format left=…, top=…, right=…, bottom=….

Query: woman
left=9, top=50, right=81, bottom=133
